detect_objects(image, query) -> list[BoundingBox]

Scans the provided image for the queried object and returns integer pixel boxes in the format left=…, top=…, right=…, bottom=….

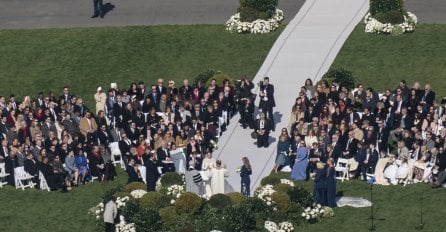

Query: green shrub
left=159, top=206, right=179, bottom=230
left=260, top=175, right=281, bottom=186
left=287, top=186, right=314, bottom=207
left=205, top=71, right=234, bottom=87
left=140, top=192, right=168, bottom=209
left=112, top=191, right=131, bottom=199
left=370, top=0, right=405, bottom=15
left=160, top=172, right=183, bottom=187
left=322, top=67, right=355, bottom=90
left=121, top=199, right=161, bottom=232
left=240, top=0, right=278, bottom=17
left=208, top=193, right=233, bottom=209
left=174, top=192, right=203, bottom=214
left=223, top=204, right=257, bottom=231
left=374, top=10, right=405, bottom=24
left=227, top=192, right=247, bottom=207
left=124, top=182, right=147, bottom=193
left=102, top=185, right=124, bottom=203
left=274, top=183, right=293, bottom=193
left=271, top=191, right=291, bottom=212
left=239, top=7, right=270, bottom=22
left=195, top=69, right=216, bottom=86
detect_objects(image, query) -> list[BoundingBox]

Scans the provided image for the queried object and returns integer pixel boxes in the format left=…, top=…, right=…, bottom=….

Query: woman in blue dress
left=75, top=149, right=90, bottom=184
left=275, top=134, right=290, bottom=173
left=313, top=162, right=327, bottom=205
left=291, top=141, right=308, bottom=180
left=240, top=157, right=252, bottom=196
left=326, top=158, right=337, bottom=207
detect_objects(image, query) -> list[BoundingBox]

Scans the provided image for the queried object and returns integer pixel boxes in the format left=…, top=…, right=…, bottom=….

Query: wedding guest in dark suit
left=258, top=77, right=276, bottom=131
left=145, top=153, right=160, bottom=191
left=126, top=158, right=142, bottom=183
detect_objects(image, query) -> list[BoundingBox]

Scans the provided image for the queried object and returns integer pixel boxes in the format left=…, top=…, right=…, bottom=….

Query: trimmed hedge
left=374, top=10, right=405, bottom=24
left=160, top=172, right=183, bottom=187
left=370, top=0, right=405, bottom=15
left=174, top=192, right=203, bottom=214
left=208, top=193, right=233, bottom=209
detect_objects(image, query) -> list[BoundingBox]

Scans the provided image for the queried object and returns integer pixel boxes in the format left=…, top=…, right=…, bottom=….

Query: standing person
left=255, top=113, right=270, bottom=148
left=313, top=162, right=327, bottom=205
left=326, top=158, right=337, bottom=207
left=185, top=160, right=203, bottom=195
left=240, top=157, right=252, bottom=196
left=94, top=86, right=107, bottom=115
left=208, top=160, right=228, bottom=195
left=145, top=153, right=160, bottom=191
left=258, top=77, right=276, bottom=131
left=103, top=196, right=118, bottom=232
left=91, top=0, right=104, bottom=18
left=275, top=135, right=290, bottom=173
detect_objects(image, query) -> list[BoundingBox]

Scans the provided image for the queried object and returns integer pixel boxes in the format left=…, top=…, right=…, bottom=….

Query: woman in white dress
left=384, top=154, right=398, bottom=185
left=202, top=152, right=216, bottom=198
left=208, top=160, right=228, bottom=195
left=94, top=86, right=107, bottom=115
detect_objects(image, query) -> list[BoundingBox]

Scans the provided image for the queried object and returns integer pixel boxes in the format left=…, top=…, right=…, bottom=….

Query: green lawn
left=268, top=172, right=446, bottom=232
left=0, top=25, right=283, bottom=108
left=332, top=24, right=446, bottom=97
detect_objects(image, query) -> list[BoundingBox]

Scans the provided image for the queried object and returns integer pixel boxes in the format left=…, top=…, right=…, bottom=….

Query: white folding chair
left=14, top=167, right=35, bottom=190
left=39, top=171, right=51, bottom=192
left=335, top=158, right=350, bottom=182
left=0, top=163, right=10, bottom=188
left=109, top=142, right=125, bottom=169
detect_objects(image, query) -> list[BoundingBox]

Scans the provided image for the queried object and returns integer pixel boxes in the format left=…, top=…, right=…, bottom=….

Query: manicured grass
left=331, top=24, right=446, bottom=97
left=0, top=169, right=126, bottom=232
left=270, top=172, right=446, bottom=232
left=0, top=25, right=283, bottom=108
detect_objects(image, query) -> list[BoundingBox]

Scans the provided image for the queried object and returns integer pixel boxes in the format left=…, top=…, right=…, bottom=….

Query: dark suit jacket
left=259, top=84, right=276, bottom=109
left=156, top=147, right=170, bottom=161
left=24, top=159, right=38, bottom=176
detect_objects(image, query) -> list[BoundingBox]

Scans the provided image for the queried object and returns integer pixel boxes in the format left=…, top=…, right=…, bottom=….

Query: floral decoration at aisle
left=364, top=12, right=417, bottom=35
left=225, top=9, right=284, bottom=34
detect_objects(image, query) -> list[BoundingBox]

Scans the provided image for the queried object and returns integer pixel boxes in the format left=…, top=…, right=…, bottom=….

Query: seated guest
left=75, top=149, right=89, bottom=184
left=64, top=149, right=79, bottom=185
left=24, top=152, right=39, bottom=188
left=38, top=156, right=54, bottom=189
left=432, top=147, right=446, bottom=188
left=88, top=145, right=105, bottom=180
left=5, top=147, right=19, bottom=186
left=306, top=142, right=322, bottom=181
left=126, top=158, right=142, bottom=183
left=52, top=155, right=65, bottom=189
left=156, top=142, right=175, bottom=173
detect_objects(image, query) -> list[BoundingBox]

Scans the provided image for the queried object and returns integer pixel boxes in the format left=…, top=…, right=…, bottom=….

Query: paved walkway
left=0, top=0, right=304, bottom=29
left=214, top=0, right=369, bottom=194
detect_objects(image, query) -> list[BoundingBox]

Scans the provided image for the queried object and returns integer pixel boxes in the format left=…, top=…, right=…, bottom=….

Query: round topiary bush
left=287, top=186, right=314, bottom=207
left=227, top=192, right=247, bottom=207
left=160, top=172, right=183, bottom=187
left=208, top=193, right=233, bottom=209
left=174, top=192, right=203, bottom=214
left=159, top=206, right=179, bottom=229
left=260, top=175, right=281, bottom=186
left=273, top=183, right=293, bottom=193
left=271, top=191, right=291, bottom=212
left=195, top=69, right=216, bottom=85
left=374, top=10, right=405, bottom=24
left=322, top=67, right=355, bottom=90
left=125, top=182, right=147, bottom=193
left=140, top=192, right=167, bottom=209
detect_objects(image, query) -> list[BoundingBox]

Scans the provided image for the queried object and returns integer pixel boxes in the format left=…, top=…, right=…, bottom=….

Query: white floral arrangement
left=254, top=184, right=276, bottom=200
left=130, top=189, right=147, bottom=199
left=167, top=184, right=185, bottom=204
left=264, top=221, right=295, bottom=232
left=364, top=12, right=417, bottom=35
left=116, top=196, right=130, bottom=209
left=89, top=202, right=104, bottom=220
left=236, top=166, right=242, bottom=174
left=115, top=215, right=136, bottom=232
left=280, top=179, right=295, bottom=187
left=301, top=203, right=334, bottom=222
left=225, top=9, right=284, bottom=34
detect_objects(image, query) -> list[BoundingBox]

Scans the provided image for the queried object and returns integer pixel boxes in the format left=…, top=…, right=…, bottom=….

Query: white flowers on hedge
left=264, top=221, right=295, bottom=232
left=364, top=12, right=417, bottom=35
left=166, top=184, right=185, bottom=199
left=280, top=179, right=295, bottom=187
left=115, top=215, right=136, bottom=232
left=225, top=9, right=284, bottom=34
left=301, top=203, right=334, bottom=222
left=130, top=189, right=147, bottom=199
left=89, top=202, right=104, bottom=220
left=254, top=184, right=276, bottom=201
left=116, top=196, right=130, bottom=209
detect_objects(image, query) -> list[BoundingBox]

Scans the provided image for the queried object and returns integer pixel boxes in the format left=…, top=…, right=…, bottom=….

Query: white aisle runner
left=214, top=0, right=369, bottom=194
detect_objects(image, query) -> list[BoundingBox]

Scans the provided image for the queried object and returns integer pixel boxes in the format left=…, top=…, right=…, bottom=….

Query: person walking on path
left=239, top=157, right=252, bottom=196
left=103, top=196, right=118, bottom=232
left=91, top=0, right=104, bottom=18
left=258, top=77, right=276, bottom=131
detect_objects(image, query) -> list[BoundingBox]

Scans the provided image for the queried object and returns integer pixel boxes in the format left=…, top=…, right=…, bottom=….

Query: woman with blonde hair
left=240, top=156, right=252, bottom=196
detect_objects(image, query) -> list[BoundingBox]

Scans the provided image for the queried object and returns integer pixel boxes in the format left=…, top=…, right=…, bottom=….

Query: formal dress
left=291, top=147, right=308, bottom=180
left=326, top=166, right=337, bottom=207
left=276, top=140, right=290, bottom=167
left=314, top=168, right=327, bottom=205
left=240, top=165, right=252, bottom=196
left=208, top=167, right=227, bottom=195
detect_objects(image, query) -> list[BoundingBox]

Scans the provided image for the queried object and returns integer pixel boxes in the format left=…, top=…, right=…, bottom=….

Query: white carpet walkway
left=215, top=0, right=369, bottom=194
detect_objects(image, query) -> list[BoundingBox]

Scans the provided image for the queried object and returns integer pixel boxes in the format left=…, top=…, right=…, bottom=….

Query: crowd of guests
left=270, top=78, right=446, bottom=196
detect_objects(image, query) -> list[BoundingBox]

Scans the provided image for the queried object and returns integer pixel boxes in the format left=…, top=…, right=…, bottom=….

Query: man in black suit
left=126, top=158, right=142, bottom=183
left=258, top=77, right=276, bottom=130
left=375, top=120, right=389, bottom=152
left=255, top=113, right=270, bottom=148
left=148, top=86, right=161, bottom=111
left=145, top=153, right=160, bottom=191
left=24, top=152, right=39, bottom=188
left=97, top=125, right=112, bottom=146
left=342, top=131, right=358, bottom=159
left=118, top=133, right=133, bottom=164
left=421, top=84, right=435, bottom=109
left=91, top=0, right=104, bottom=18
left=113, top=95, right=125, bottom=128
left=359, top=143, right=379, bottom=180
left=5, top=147, right=19, bottom=186
left=331, top=134, right=343, bottom=163
left=156, top=79, right=167, bottom=95
left=137, top=82, right=148, bottom=102
left=156, top=142, right=175, bottom=173
left=390, top=107, right=413, bottom=142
